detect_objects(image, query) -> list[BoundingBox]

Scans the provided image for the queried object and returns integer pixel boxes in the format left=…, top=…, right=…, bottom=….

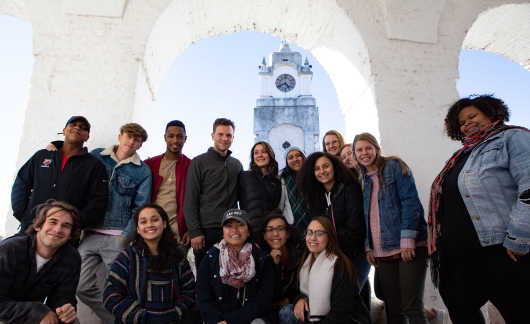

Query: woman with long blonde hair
left=353, top=133, right=429, bottom=324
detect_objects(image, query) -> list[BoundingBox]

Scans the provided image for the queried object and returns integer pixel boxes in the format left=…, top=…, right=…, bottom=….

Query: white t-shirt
left=36, top=253, right=51, bottom=273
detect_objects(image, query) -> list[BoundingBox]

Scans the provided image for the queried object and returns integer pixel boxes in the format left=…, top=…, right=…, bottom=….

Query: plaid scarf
left=219, top=239, right=255, bottom=289
left=428, top=121, right=529, bottom=287
left=285, top=174, right=309, bottom=231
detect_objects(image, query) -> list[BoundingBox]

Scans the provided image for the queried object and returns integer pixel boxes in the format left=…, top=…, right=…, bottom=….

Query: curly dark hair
left=132, top=203, right=184, bottom=273
left=445, top=94, right=510, bottom=140
left=297, top=152, right=357, bottom=212
left=254, top=208, right=302, bottom=250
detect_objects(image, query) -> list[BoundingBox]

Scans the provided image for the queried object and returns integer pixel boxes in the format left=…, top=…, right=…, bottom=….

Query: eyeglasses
left=304, top=229, right=328, bottom=237
left=264, top=226, right=286, bottom=234
left=324, top=139, right=339, bottom=147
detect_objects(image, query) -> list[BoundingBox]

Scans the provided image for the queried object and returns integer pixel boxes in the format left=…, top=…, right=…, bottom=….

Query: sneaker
left=429, top=308, right=449, bottom=324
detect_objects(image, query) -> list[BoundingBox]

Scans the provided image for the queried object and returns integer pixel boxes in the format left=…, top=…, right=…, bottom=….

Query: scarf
left=285, top=174, right=309, bottom=231
left=218, top=239, right=256, bottom=289
left=299, top=250, right=336, bottom=322
left=427, top=121, right=529, bottom=287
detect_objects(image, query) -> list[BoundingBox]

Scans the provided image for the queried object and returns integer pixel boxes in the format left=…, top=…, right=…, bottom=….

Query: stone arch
left=139, top=0, right=377, bottom=141
left=462, top=3, right=530, bottom=69
left=0, top=0, right=30, bottom=21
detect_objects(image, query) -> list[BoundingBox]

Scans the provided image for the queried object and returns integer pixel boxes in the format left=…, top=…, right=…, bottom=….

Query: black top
left=0, top=234, right=81, bottom=324
left=11, top=141, right=108, bottom=232
left=293, top=259, right=371, bottom=324
left=238, top=171, right=282, bottom=230
left=441, top=152, right=482, bottom=252
left=310, top=182, right=365, bottom=261
left=184, top=147, right=243, bottom=237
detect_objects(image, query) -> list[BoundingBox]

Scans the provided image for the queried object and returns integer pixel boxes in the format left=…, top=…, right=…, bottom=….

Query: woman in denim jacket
left=428, top=95, right=530, bottom=323
left=353, top=132, right=429, bottom=324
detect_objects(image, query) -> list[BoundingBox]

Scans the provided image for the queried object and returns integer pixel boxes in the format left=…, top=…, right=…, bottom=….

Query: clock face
left=275, top=74, right=296, bottom=92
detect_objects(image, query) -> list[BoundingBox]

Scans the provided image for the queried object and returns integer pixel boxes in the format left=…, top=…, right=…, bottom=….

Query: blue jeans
left=278, top=304, right=305, bottom=324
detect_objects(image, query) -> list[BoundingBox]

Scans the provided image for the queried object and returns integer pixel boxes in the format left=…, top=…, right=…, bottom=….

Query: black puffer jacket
left=238, top=171, right=282, bottom=230
left=309, top=181, right=365, bottom=262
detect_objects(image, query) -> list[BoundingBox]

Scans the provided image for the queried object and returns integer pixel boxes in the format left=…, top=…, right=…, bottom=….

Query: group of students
left=1, top=93, right=529, bottom=324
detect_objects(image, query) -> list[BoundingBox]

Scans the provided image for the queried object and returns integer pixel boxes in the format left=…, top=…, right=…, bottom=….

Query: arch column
left=4, top=0, right=165, bottom=234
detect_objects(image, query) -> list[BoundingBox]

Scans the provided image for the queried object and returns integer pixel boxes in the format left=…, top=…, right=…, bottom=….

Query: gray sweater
left=184, top=147, right=243, bottom=238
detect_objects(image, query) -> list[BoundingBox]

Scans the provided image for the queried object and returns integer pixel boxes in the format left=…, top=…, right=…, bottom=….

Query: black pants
left=374, top=268, right=391, bottom=323
left=439, top=244, right=530, bottom=324
left=193, top=227, right=222, bottom=273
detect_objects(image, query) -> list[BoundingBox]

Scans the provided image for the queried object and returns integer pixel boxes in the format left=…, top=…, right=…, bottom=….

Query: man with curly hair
left=76, top=123, right=152, bottom=324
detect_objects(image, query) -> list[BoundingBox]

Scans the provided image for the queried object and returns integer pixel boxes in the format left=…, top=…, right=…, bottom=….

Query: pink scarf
left=218, top=239, right=256, bottom=289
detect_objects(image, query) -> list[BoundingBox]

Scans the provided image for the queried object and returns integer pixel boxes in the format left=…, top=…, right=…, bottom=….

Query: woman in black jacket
left=239, top=141, right=283, bottom=231
left=196, top=209, right=274, bottom=324
left=297, top=152, right=370, bottom=291
left=255, top=210, right=304, bottom=323
left=279, top=216, right=371, bottom=324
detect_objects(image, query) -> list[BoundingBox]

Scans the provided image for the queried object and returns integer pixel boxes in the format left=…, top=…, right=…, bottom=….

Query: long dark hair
left=280, top=148, right=306, bottom=179
left=254, top=208, right=302, bottom=251
left=249, top=141, right=279, bottom=177
left=297, top=152, right=357, bottom=212
left=352, top=132, right=410, bottom=191
left=132, top=203, right=184, bottom=273
left=299, top=216, right=358, bottom=289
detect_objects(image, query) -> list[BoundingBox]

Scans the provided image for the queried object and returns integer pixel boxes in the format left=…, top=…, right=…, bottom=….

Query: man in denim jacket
left=76, top=123, right=152, bottom=324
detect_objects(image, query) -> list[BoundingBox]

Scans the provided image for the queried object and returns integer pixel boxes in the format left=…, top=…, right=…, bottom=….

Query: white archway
left=139, top=0, right=377, bottom=143
left=463, top=3, right=530, bottom=70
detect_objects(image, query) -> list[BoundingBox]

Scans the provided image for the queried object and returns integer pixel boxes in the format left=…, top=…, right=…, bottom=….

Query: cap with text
left=221, top=209, right=250, bottom=226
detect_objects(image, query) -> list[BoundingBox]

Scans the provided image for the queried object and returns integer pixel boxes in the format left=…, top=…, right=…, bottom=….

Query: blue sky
left=1, top=14, right=529, bottom=235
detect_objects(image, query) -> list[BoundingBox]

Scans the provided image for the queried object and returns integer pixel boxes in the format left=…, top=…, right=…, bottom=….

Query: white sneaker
left=429, top=308, right=449, bottom=324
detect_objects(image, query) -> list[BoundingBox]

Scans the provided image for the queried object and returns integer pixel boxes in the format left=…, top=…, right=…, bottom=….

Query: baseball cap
left=63, top=116, right=91, bottom=133
left=221, top=209, right=250, bottom=226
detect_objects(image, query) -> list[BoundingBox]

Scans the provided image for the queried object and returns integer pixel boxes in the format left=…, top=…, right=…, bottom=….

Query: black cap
left=64, top=116, right=91, bottom=133
left=221, top=209, right=250, bottom=226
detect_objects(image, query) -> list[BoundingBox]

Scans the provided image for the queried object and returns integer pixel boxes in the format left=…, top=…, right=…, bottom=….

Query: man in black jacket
left=11, top=116, right=108, bottom=232
left=184, top=118, right=243, bottom=271
left=0, top=200, right=82, bottom=324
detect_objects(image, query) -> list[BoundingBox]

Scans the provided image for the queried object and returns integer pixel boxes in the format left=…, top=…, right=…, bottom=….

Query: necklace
left=162, top=156, right=177, bottom=182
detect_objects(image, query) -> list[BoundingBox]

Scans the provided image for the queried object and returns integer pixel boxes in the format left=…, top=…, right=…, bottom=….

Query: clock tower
left=254, top=41, right=320, bottom=169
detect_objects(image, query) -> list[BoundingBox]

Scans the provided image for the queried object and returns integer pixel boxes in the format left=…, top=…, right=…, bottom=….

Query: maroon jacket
left=144, top=153, right=191, bottom=238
